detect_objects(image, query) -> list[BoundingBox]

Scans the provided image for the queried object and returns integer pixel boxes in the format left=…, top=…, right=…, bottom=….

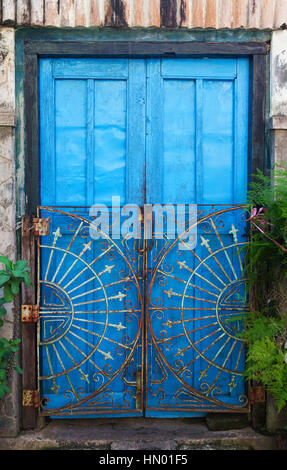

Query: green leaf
left=12, top=270, right=26, bottom=278
left=11, top=338, right=21, bottom=346
left=23, top=273, right=31, bottom=287
left=0, top=306, right=7, bottom=318
left=14, top=260, right=29, bottom=271
left=10, top=281, right=20, bottom=295
left=0, top=384, right=11, bottom=399
left=3, top=284, right=14, bottom=303
left=14, top=365, right=23, bottom=374
left=0, top=338, right=10, bottom=348
left=0, top=256, right=13, bottom=270
left=0, top=272, right=11, bottom=286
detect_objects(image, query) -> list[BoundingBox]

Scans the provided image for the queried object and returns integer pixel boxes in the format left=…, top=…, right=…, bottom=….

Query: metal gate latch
left=21, top=305, right=39, bottom=323
left=22, top=390, right=40, bottom=408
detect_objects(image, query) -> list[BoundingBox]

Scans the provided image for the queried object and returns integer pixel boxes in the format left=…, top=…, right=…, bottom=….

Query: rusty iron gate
left=35, top=204, right=249, bottom=417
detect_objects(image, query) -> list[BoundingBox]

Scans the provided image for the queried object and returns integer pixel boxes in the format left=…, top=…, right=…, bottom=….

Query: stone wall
left=267, top=29, right=287, bottom=434
left=0, top=26, right=20, bottom=437
left=270, top=31, right=287, bottom=167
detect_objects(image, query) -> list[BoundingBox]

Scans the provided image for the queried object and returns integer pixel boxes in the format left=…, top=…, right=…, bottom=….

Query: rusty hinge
left=32, top=217, right=50, bottom=236
left=22, top=389, right=39, bottom=408
left=21, top=304, right=39, bottom=323
left=250, top=385, right=266, bottom=405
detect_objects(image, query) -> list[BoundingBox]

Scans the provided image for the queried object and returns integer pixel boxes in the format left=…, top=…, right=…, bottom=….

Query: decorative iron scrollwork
left=37, top=207, right=143, bottom=416
left=37, top=205, right=249, bottom=416
left=146, top=205, right=249, bottom=413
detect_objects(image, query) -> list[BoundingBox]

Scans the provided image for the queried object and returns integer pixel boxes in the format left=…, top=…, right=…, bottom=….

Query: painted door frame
left=22, top=40, right=268, bottom=429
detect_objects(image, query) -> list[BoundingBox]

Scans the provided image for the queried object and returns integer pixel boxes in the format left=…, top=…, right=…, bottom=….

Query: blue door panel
left=39, top=57, right=250, bottom=418
left=145, top=58, right=249, bottom=416
left=40, top=58, right=145, bottom=207
left=146, top=57, right=249, bottom=205
left=162, top=79, right=196, bottom=204
left=55, top=79, right=87, bottom=205
left=93, top=79, right=127, bottom=204
left=202, top=79, right=234, bottom=204
left=161, top=57, right=237, bottom=79
left=52, top=58, right=129, bottom=79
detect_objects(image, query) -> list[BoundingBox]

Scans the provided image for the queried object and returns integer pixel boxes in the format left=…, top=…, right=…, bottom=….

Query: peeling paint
left=0, top=47, right=8, bottom=63
left=275, top=51, right=287, bottom=86
left=271, top=31, right=287, bottom=117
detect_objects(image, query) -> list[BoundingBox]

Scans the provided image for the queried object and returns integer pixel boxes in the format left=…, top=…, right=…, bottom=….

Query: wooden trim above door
left=24, top=41, right=268, bottom=57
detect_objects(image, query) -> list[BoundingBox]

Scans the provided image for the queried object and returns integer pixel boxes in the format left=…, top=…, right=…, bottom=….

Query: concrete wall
left=0, top=1, right=287, bottom=436
left=270, top=30, right=287, bottom=170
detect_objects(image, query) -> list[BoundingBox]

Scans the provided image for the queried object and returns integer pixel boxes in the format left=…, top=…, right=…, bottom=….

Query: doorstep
left=0, top=418, right=278, bottom=450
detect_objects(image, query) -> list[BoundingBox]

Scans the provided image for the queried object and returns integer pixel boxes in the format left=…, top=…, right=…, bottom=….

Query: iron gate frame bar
left=22, top=40, right=268, bottom=429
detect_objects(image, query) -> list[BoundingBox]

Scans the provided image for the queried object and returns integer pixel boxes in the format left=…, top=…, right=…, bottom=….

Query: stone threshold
left=0, top=418, right=278, bottom=450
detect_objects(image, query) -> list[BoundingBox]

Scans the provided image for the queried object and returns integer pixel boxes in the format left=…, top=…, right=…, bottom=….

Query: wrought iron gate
left=35, top=204, right=249, bottom=417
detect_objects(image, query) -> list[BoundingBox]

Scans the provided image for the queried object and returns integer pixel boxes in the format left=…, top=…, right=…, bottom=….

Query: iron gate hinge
left=22, top=389, right=39, bottom=408
left=33, top=217, right=50, bottom=236
left=21, top=304, right=39, bottom=323
left=250, top=385, right=266, bottom=405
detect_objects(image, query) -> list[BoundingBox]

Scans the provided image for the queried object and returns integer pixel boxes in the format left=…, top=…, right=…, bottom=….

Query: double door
left=38, top=56, right=249, bottom=417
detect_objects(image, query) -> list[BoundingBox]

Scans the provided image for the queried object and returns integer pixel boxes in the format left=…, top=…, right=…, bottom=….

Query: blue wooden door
left=39, top=57, right=249, bottom=418
left=145, top=58, right=249, bottom=416
left=39, top=58, right=146, bottom=417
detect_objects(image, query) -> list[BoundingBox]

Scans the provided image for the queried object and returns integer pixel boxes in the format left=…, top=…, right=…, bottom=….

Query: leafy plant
left=243, top=164, right=287, bottom=412
left=245, top=166, right=287, bottom=299
left=244, top=311, right=287, bottom=412
left=0, top=255, right=31, bottom=400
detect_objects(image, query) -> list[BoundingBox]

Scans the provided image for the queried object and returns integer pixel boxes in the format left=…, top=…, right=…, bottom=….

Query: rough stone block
left=266, top=393, right=287, bottom=433
left=0, top=416, right=18, bottom=438
left=206, top=413, right=249, bottom=431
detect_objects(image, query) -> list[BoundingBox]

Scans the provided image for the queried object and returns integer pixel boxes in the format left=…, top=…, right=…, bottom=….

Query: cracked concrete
left=0, top=419, right=278, bottom=450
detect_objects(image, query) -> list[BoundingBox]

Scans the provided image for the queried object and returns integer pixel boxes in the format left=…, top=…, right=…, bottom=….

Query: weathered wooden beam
left=24, top=41, right=269, bottom=57
left=21, top=215, right=38, bottom=430
left=251, top=54, right=267, bottom=175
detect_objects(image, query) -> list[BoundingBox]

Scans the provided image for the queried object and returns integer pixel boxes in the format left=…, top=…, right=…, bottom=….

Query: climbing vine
left=0, top=256, right=31, bottom=400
